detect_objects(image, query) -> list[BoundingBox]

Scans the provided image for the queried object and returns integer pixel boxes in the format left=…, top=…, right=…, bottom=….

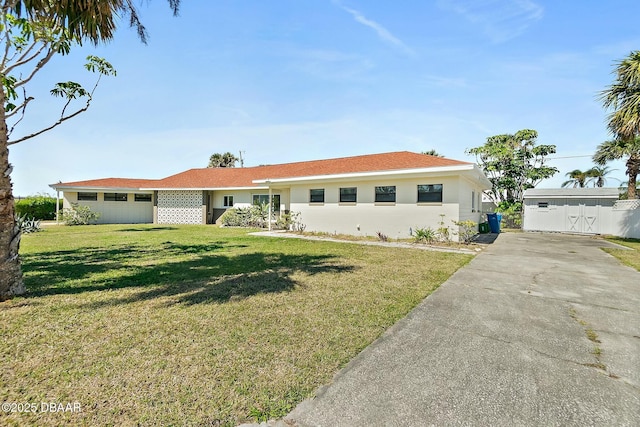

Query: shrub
left=14, top=194, right=59, bottom=220
left=414, top=227, right=437, bottom=244
left=16, top=214, right=42, bottom=234
left=496, top=201, right=522, bottom=228
left=274, top=211, right=305, bottom=232
left=220, top=204, right=269, bottom=228
left=61, top=203, right=101, bottom=225
left=452, top=220, right=478, bottom=244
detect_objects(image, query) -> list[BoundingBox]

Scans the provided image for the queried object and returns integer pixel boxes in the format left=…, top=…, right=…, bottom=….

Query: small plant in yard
left=61, top=203, right=101, bottom=225
left=275, top=211, right=305, bottom=232
left=452, top=220, right=478, bottom=244
left=15, top=214, right=41, bottom=234
left=414, top=227, right=437, bottom=244
left=376, top=231, right=389, bottom=242
left=437, top=214, right=451, bottom=242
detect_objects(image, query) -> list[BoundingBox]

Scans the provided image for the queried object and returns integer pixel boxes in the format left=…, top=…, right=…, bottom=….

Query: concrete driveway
left=285, top=232, right=640, bottom=426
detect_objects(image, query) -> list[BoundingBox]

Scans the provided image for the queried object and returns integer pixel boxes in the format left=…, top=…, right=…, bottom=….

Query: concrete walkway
left=284, top=232, right=640, bottom=426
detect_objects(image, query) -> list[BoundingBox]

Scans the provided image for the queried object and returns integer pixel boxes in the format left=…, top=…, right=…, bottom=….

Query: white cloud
left=438, top=0, right=543, bottom=43
left=335, top=2, right=416, bottom=57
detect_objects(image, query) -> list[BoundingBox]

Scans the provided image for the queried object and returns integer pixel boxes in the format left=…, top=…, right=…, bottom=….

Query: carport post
left=268, top=185, right=272, bottom=231
left=56, top=189, right=60, bottom=224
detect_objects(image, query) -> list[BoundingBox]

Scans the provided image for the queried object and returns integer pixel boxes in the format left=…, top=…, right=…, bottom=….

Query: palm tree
left=596, top=51, right=640, bottom=200
left=593, top=137, right=640, bottom=199
left=562, top=169, right=590, bottom=188
left=618, top=180, right=640, bottom=199
left=0, top=1, right=180, bottom=300
left=599, top=51, right=640, bottom=140
left=422, top=149, right=444, bottom=157
left=585, top=166, right=618, bottom=188
left=208, top=152, right=239, bottom=168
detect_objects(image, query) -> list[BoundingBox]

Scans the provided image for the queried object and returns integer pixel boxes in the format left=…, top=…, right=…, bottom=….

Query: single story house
left=523, top=187, right=640, bottom=238
left=50, top=151, right=492, bottom=240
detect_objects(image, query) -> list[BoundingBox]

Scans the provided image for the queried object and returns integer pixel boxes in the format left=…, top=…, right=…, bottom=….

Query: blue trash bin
left=487, top=213, right=501, bottom=233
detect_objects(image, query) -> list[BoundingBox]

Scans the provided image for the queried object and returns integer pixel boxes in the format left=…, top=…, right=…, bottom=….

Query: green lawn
left=604, top=237, right=640, bottom=271
left=1, top=224, right=472, bottom=426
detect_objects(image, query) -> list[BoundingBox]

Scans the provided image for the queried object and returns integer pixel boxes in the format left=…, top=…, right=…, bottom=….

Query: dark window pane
left=104, top=193, right=128, bottom=202
left=310, top=189, right=324, bottom=203
left=375, top=186, right=396, bottom=202
left=134, top=194, right=152, bottom=202
left=417, top=184, right=443, bottom=203
left=340, top=187, right=357, bottom=203
left=253, top=195, right=269, bottom=205
left=77, top=192, right=97, bottom=201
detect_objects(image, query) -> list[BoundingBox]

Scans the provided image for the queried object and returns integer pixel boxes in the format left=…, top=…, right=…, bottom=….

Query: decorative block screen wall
left=157, top=190, right=203, bottom=224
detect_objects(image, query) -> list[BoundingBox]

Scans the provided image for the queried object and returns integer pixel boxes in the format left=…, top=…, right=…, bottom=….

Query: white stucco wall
left=288, top=177, right=462, bottom=240
left=212, top=189, right=290, bottom=211
left=157, top=190, right=204, bottom=224
left=457, top=177, right=485, bottom=224
left=63, top=192, right=153, bottom=224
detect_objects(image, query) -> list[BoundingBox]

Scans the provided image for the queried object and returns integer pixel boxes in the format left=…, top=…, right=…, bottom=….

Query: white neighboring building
left=51, top=151, right=492, bottom=241
left=523, top=188, right=640, bottom=238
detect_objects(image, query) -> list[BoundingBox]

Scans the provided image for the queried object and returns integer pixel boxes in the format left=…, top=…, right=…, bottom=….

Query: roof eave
left=253, top=164, right=476, bottom=185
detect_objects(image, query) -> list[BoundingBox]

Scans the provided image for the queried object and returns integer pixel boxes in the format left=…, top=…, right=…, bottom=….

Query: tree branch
left=4, top=40, right=46, bottom=75
left=13, top=45, right=56, bottom=88
left=8, top=101, right=89, bottom=145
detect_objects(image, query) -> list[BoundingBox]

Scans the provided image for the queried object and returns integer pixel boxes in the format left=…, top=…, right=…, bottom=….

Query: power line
left=547, top=155, right=593, bottom=160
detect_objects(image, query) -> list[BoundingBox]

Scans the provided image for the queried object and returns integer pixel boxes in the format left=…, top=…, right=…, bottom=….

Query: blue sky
left=10, top=0, right=640, bottom=196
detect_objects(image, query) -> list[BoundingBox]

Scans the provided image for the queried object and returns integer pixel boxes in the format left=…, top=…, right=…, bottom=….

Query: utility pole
left=239, top=150, right=245, bottom=167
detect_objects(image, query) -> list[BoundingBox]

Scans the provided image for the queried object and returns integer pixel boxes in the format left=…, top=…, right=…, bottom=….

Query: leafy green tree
left=593, top=137, right=640, bottom=199
left=0, top=1, right=181, bottom=300
left=562, top=169, right=590, bottom=188
left=208, top=152, right=239, bottom=168
left=466, top=129, right=558, bottom=207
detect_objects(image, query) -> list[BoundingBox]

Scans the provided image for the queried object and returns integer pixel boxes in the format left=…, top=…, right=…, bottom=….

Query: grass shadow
left=22, top=242, right=355, bottom=306
left=117, top=226, right=179, bottom=232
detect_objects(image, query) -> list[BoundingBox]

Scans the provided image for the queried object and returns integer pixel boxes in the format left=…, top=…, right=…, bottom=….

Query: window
left=77, top=192, right=97, bottom=201
left=252, top=194, right=269, bottom=206
left=310, top=189, right=325, bottom=203
left=223, top=195, right=234, bottom=207
left=253, top=194, right=281, bottom=213
left=538, top=202, right=549, bottom=208
left=472, top=190, right=476, bottom=211
left=340, top=187, right=357, bottom=203
left=104, top=193, right=128, bottom=202
left=417, top=184, right=443, bottom=203
left=134, top=194, right=152, bottom=202
left=375, top=186, right=396, bottom=203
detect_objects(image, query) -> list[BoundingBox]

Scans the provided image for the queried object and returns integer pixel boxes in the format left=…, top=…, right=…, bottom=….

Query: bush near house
left=14, top=194, right=59, bottom=220
left=61, top=203, right=101, bottom=225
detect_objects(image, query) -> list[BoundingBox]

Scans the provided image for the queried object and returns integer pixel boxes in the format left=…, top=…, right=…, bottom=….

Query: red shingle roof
left=53, top=151, right=471, bottom=190
left=52, top=177, right=160, bottom=189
